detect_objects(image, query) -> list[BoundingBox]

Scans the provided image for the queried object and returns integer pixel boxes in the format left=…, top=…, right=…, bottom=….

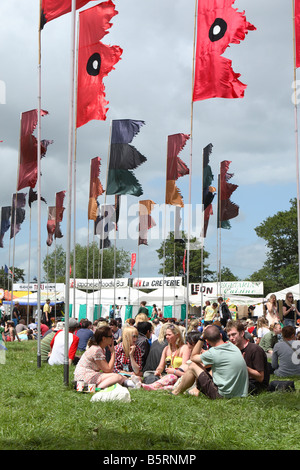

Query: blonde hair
left=257, top=317, right=269, bottom=329
left=121, top=326, right=138, bottom=357
left=188, top=319, right=199, bottom=332
left=165, top=324, right=184, bottom=348
left=285, top=292, right=294, bottom=307
left=135, top=313, right=149, bottom=325
left=157, top=322, right=171, bottom=343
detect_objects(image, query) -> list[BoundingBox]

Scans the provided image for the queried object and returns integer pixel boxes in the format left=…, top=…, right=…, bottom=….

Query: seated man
left=259, top=322, right=282, bottom=358
left=172, top=325, right=249, bottom=399
left=48, top=318, right=79, bottom=366
left=271, top=326, right=300, bottom=377
left=226, top=320, right=270, bottom=394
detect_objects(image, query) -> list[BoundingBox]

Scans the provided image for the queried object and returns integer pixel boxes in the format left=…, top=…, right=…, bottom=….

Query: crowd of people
left=1, top=294, right=300, bottom=399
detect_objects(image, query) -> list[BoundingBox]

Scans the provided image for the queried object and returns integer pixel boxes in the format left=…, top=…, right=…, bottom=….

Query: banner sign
left=70, top=278, right=128, bottom=290
left=190, top=281, right=263, bottom=296
left=13, top=283, right=65, bottom=292
left=133, top=277, right=183, bottom=288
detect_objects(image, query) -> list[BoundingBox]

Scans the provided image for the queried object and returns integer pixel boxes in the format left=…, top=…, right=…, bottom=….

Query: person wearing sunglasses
left=74, top=325, right=126, bottom=389
left=282, top=292, right=300, bottom=328
left=114, top=326, right=142, bottom=386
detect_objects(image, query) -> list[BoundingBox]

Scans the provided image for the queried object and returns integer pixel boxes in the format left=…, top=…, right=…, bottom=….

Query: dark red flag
left=17, top=109, right=50, bottom=191
left=165, top=133, right=190, bottom=207
left=193, top=0, right=256, bottom=101
left=40, top=0, right=91, bottom=29
left=76, top=1, right=123, bottom=128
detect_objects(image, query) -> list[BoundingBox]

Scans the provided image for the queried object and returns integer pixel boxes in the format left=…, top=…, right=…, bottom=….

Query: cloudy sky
left=0, top=0, right=298, bottom=285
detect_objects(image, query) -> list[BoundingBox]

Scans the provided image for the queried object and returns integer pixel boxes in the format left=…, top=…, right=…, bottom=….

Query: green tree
left=0, top=266, right=25, bottom=289
left=211, top=266, right=240, bottom=282
left=156, top=232, right=214, bottom=283
left=250, top=198, right=298, bottom=294
left=43, top=243, right=131, bottom=283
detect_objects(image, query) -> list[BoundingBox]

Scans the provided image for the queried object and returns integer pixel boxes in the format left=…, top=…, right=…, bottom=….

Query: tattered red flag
left=193, top=0, right=256, bottom=101
left=76, top=1, right=122, bottom=128
left=165, top=133, right=190, bottom=207
left=40, top=0, right=91, bottom=29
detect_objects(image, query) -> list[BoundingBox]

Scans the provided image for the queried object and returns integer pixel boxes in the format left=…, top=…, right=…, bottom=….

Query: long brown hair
left=88, top=326, right=112, bottom=348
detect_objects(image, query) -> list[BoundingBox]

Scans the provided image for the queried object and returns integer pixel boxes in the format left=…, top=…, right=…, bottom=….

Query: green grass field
left=1, top=341, right=300, bottom=451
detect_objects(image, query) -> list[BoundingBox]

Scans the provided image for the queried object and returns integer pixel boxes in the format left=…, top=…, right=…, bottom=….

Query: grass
left=1, top=341, right=300, bottom=451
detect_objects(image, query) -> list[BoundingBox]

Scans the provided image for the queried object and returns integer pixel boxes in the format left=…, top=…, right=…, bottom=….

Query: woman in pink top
left=74, top=325, right=126, bottom=388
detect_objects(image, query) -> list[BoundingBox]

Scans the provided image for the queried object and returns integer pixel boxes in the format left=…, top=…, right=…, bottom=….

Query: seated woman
left=114, top=326, right=143, bottom=385
left=4, top=321, right=21, bottom=342
left=74, top=325, right=126, bottom=389
left=141, top=324, right=192, bottom=391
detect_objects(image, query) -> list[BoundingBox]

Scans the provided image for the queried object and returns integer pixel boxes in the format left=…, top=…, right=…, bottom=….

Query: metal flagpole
left=292, top=0, right=300, bottom=301
left=186, top=0, right=198, bottom=330
left=37, top=0, right=42, bottom=368
left=64, top=0, right=77, bottom=386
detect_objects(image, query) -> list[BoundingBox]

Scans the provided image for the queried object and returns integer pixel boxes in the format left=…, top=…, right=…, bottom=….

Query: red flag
left=88, top=157, right=104, bottom=221
left=193, top=0, right=256, bottom=101
left=130, top=253, right=136, bottom=276
left=40, top=0, right=91, bottom=29
left=55, top=191, right=66, bottom=239
left=183, top=249, right=186, bottom=274
left=76, top=1, right=123, bottom=128
left=17, top=109, right=50, bottom=191
left=46, top=206, right=56, bottom=247
left=165, top=133, right=190, bottom=207
left=296, top=0, right=300, bottom=68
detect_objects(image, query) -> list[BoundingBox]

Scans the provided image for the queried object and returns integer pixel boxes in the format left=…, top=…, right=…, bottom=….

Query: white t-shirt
left=257, top=327, right=269, bottom=339
left=48, top=330, right=78, bottom=365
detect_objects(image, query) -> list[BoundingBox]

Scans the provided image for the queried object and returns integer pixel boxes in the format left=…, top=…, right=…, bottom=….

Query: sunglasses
left=132, top=335, right=138, bottom=338
left=105, top=335, right=113, bottom=338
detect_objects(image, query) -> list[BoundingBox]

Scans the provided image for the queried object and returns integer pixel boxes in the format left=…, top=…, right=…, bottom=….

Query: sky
left=0, top=0, right=298, bottom=288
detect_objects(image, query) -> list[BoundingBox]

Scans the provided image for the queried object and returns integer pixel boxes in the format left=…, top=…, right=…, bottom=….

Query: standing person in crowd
left=282, top=292, right=300, bottom=327
left=259, top=323, right=282, bottom=358
left=114, top=326, right=143, bottom=381
left=76, top=319, right=94, bottom=352
left=12, top=301, right=21, bottom=327
left=151, top=304, right=158, bottom=320
left=43, top=299, right=52, bottom=327
left=217, top=297, right=232, bottom=328
left=48, top=318, right=79, bottom=366
left=204, top=302, right=218, bottom=326
left=109, top=319, right=122, bottom=345
left=154, top=324, right=191, bottom=378
left=271, top=326, right=300, bottom=377
left=171, top=325, right=249, bottom=399
left=74, top=325, right=127, bottom=389
left=265, top=294, right=280, bottom=326
left=137, top=301, right=149, bottom=317
left=226, top=321, right=270, bottom=394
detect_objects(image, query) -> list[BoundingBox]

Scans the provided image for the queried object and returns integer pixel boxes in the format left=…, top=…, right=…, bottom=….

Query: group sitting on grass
left=4, top=309, right=300, bottom=399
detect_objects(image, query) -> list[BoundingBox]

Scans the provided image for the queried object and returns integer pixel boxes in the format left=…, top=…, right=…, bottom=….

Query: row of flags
left=1, top=0, right=262, bottom=272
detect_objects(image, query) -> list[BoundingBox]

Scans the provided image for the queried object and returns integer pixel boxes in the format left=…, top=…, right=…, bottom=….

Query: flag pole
left=64, top=0, right=77, bottom=386
left=292, top=0, right=300, bottom=301
left=37, top=0, right=42, bottom=368
left=186, top=0, right=198, bottom=329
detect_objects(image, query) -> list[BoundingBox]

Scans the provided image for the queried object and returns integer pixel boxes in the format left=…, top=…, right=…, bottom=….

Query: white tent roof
left=267, top=284, right=300, bottom=301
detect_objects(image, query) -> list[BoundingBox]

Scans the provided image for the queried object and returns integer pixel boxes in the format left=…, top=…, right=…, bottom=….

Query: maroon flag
left=218, top=161, right=239, bottom=229
left=88, top=157, right=104, bottom=221
left=55, top=191, right=66, bottom=239
left=138, top=200, right=156, bottom=246
left=10, top=193, right=26, bottom=239
left=17, top=109, right=50, bottom=191
left=165, top=133, right=190, bottom=207
left=46, top=206, right=56, bottom=247
left=40, top=0, right=91, bottom=29
left=76, top=1, right=122, bottom=128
